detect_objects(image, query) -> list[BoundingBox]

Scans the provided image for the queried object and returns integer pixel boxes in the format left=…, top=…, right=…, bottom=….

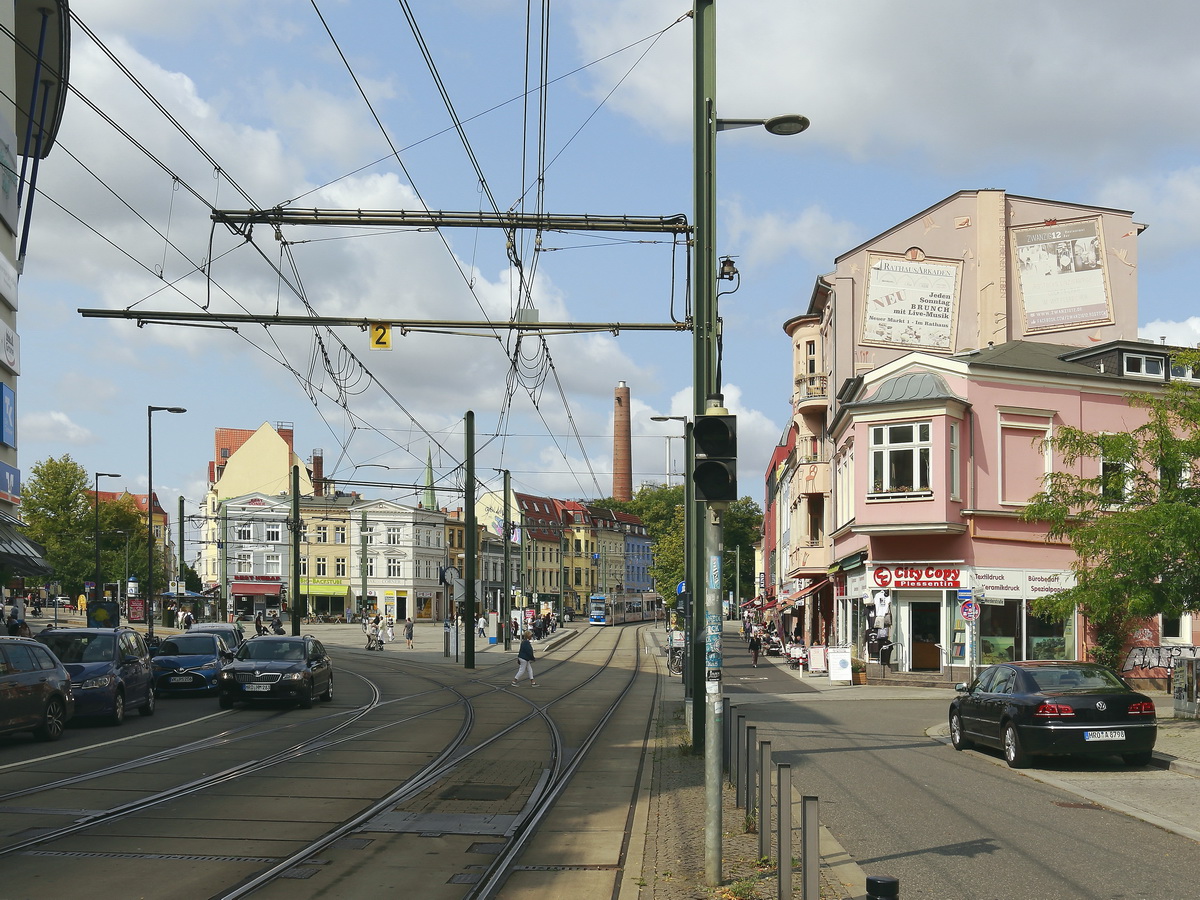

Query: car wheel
left=949, top=712, right=973, bottom=751
left=34, top=697, right=67, bottom=741
left=218, top=692, right=234, bottom=710
left=1003, top=722, right=1028, bottom=768
left=299, top=679, right=314, bottom=709
left=110, top=691, right=126, bottom=726
left=320, top=674, right=333, bottom=702
left=139, top=688, right=156, bottom=717
left=1122, top=750, right=1153, bottom=766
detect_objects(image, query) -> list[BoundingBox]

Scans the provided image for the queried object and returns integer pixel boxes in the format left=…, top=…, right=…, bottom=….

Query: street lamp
left=147, top=405, right=186, bottom=641
left=693, top=4, right=809, bottom=884
left=93, top=472, right=121, bottom=621
left=651, top=415, right=688, bottom=485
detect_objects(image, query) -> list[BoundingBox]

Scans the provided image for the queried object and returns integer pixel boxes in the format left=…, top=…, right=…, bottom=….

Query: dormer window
left=1124, top=353, right=1165, bottom=378
left=1171, top=361, right=1200, bottom=382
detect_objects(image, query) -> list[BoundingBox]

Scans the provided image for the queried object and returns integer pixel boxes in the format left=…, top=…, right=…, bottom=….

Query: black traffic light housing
left=692, top=413, right=737, bottom=503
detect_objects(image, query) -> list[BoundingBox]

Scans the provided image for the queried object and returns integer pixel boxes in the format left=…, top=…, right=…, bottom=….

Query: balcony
left=792, top=375, right=828, bottom=415
left=791, top=458, right=830, bottom=496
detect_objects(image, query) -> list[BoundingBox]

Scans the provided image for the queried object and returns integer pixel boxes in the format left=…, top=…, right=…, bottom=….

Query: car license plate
left=1084, top=729, right=1125, bottom=742
left=169, top=676, right=192, bottom=683
left=244, top=683, right=271, bottom=692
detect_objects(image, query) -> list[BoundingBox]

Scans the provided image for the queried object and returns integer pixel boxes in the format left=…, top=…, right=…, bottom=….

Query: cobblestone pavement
left=631, top=699, right=848, bottom=900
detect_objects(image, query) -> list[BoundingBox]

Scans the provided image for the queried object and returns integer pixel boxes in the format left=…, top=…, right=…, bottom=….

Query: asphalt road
left=722, top=640, right=1200, bottom=900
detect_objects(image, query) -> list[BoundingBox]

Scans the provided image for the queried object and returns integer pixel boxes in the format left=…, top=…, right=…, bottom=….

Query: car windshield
left=1027, top=665, right=1127, bottom=692
left=38, top=633, right=115, bottom=664
left=238, top=641, right=305, bottom=662
left=160, top=636, right=217, bottom=655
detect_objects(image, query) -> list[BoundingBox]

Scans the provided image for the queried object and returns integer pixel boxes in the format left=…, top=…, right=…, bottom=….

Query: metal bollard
left=758, top=740, right=771, bottom=860
left=777, top=763, right=792, bottom=899
left=742, top=725, right=757, bottom=811
left=733, top=715, right=746, bottom=804
left=867, top=874, right=900, bottom=899
left=801, top=795, right=819, bottom=900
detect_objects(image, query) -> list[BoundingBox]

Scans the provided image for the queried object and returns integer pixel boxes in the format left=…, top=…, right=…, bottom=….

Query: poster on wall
left=860, top=254, right=960, bottom=352
left=1012, top=217, right=1113, bottom=334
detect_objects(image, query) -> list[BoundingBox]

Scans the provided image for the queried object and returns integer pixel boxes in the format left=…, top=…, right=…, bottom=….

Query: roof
left=960, top=340, right=1126, bottom=380
left=857, top=371, right=960, bottom=407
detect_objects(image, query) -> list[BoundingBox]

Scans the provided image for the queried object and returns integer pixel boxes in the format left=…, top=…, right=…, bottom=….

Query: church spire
left=423, top=447, right=437, bottom=510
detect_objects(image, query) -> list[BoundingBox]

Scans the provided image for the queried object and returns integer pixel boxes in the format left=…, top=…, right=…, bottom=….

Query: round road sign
left=960, top=599, right=980, bottom=622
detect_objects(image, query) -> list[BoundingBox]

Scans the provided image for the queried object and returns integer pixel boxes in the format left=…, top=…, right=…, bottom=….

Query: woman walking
left=512, top=631, right=537, bottom=686
left=748, top=630, right=762, bottom=668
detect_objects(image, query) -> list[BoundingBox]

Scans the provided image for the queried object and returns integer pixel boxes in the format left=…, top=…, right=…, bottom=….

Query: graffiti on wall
left=1122, top=644, right=1200, bottom=675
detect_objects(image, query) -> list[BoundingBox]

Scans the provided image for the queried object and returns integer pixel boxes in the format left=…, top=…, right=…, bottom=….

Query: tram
left=588, top=593, right=664, bottom=626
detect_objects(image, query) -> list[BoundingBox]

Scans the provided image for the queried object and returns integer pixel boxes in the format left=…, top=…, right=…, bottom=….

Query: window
left=387, top=525, right=402, bottom=545
left=335, top=557, right=347, bottom=577
left=315, top=556, right=327, bottom=576
left=315, top=525, right=327, bottom=544
left=363, top=525, right=375, bottom=545
left=235, top=523, right=251, bottom=541
left=265, top=523, right=281, bottom=543
left=869, top=422, right=931, bottom=494
left=300, top=557, right=308, bottom=576
left=949, top=421, right=961, bottom=499
left=366, top=558, right=375, bottom=577
left=1162, top=615, right=1183, bottom=641
left=387, top=557, right=402, bottom=578
left=333, top=525, right=345, bottom=543
left=1101, top=458, right=1128, bottom=504
left=264, top=553, right=281, bottom=576
left=236, top=553, right=252, bottom=575
left=1170, top=361, right=1200, bottom=382
left=1124, top=353, right=1165, bottom=378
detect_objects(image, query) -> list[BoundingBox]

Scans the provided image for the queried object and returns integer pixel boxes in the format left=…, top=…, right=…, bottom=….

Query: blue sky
left=17, top=1, right=1200, bottom=554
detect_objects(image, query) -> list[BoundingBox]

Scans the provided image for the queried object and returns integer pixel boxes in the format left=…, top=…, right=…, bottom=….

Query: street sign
left=369, top=322, right=392, bottom=350
left=960, top=599, right=980, bottom=622
left=676, top=580, right=687, bottom=595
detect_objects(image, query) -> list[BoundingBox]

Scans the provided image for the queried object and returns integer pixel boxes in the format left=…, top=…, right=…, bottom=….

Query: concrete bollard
left=722, top=698, right=732, bottom=775
left=801, top=795, right=819, bottom=900
left=733, top=715, right=746, bottom=806
left=758, top=740, right=771, bottom=860
left=867, top=874, right=900, bottom=899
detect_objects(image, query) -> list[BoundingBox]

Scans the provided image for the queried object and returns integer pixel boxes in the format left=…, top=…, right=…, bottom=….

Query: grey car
left=0, top=636, right=75, bottom=740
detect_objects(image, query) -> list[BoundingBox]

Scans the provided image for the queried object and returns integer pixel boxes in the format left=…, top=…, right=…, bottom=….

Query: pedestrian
left=748, top=630, right=762, bottom=668
left=270, top=612, right=283, bottom=634
left=255, top=611, right=266, bottom=636
left=183, top=609, right=194, bottom=629
left=512, top=631, right=536, bottom=686
left=386, top=616, right=395, bottom=644
left=404, top=617, right=414, bottom=649
left=477, top=614, right=486, bottom=638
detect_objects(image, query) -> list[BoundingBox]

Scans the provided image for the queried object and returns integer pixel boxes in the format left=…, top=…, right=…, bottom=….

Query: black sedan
left=216, top=635, right=333, bottom=709
left=949, top=660, right=1157, bottom=768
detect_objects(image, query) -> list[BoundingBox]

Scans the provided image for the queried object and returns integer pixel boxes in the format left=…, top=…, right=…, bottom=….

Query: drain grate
left=449, top=873, right=482, bottom=884
left=439, top=784, right=515, bottom=801
left=280, top=867, right=320, bottom=880
left=468, top=842, right=505, bottom=855
left=23, top=850, right=278, bottom=863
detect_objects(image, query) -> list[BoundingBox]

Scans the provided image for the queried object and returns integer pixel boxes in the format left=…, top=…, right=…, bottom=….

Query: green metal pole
left=219, top=504, right=227, bottom=622
left=291, top=465, right=302, bottom=635
left=503, top=469, right=512, bottom=651
left=464, top=410, right=476, bottom=670
left=360, top=510, right=368, bottom=621
left=694, top=0, right=722, bottom=886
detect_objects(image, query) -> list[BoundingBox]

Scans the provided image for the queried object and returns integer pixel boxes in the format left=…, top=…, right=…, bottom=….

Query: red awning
left=795, top=578, right=829, bottom=600
left=231, top=582, right=281, bottom=596
left=740, top=597, right=764, bottom=608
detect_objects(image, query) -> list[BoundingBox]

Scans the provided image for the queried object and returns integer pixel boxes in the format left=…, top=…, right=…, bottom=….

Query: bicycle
left=667, top=646, right=684, bottom=676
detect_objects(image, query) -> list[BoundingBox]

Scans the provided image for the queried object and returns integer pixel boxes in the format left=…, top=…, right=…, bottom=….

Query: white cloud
left=21, top=411, right=94, bottom=445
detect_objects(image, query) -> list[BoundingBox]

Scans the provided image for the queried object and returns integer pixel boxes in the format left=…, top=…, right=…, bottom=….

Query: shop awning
left=0, top=521, right=50, bottom=576
left=795, top=578, right=829, bottom=600
left=231, top=582, right=281, bottom=595
left=740, top=597, right=764, bottom=608
left=301, top=582, right=350, bottom=596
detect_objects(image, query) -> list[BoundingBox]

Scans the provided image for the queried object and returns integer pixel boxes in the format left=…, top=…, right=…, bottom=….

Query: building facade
left=766, top=190, right=1194, bottom=685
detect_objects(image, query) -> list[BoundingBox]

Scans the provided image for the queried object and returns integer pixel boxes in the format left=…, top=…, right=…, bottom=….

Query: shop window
left=869, top=422, right=931, bottom=497
left=1025, top=612, right=1068, bottom=660
left=979, top=602, right=1018, bottom=664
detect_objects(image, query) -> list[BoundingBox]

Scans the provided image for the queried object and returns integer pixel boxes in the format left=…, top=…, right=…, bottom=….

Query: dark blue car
left=151, top=632, right=233, bottom=696
left=35, top=627, right=155, bottom=725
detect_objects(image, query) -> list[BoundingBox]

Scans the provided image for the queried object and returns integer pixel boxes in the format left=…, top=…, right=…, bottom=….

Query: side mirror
left=148, top=646, right=160, bottom=658
left=954, top=682, right=969, bottom=692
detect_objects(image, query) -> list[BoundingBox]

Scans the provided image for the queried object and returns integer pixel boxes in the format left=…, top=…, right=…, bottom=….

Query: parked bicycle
left=666, top=629, right=685, bottom=676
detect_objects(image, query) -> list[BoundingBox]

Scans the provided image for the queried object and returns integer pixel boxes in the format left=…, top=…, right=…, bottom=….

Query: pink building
left=768, top=189, right=1195, bottom=686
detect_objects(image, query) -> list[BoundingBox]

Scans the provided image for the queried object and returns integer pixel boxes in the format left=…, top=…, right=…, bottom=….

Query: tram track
left=0, top=622, right=664, bottom=899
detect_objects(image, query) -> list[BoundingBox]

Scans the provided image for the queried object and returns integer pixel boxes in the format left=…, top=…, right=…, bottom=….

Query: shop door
left=910, top=601, right=942, bottom=671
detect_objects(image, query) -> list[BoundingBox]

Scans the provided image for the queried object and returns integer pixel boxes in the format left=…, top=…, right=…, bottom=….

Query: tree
left=1022, top=356, right=1200, bottom=668
left=22, top=455, right=152, bottom=599
left=593, top=484, right=762, bottom=609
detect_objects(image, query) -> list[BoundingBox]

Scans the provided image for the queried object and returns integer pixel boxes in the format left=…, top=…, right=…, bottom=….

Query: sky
left=16, top=1, right=1200, bottom=558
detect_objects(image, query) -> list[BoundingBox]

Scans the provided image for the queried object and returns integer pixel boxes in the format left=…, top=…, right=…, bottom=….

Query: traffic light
left=692, top=413, right=737, bottom=503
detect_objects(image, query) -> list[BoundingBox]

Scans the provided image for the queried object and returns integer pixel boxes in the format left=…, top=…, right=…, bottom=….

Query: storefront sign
left=969, top=567, right=1075, bottom=598
left=871, top=564, right=962, bottom=589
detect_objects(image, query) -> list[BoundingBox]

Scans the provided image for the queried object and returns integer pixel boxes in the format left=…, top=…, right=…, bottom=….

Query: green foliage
left=1022, top=356, right=1200, bottom=660
left=21, top=455, right=153, bottom=596
left=594, top=484, right=762, bottom=602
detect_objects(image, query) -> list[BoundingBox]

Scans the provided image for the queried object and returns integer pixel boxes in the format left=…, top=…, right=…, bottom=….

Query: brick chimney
left=613, top=382, right=632, bottom=502
left=311, top=449, right=324, bottom=496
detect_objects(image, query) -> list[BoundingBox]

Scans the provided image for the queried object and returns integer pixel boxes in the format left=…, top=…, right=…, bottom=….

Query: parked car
left=949, top=660, right=1157, bottom=768
left=34, top=627, right=155, bottom=725
left=0, top=636, right=74, bottom=740
left=187, top=621, right=247, bottom=650
left=151, top=632, right=234, bottom=696
left=216, top=634, right=333, bottom=709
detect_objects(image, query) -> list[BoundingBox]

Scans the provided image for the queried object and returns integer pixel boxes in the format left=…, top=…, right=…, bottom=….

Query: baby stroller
left=364, top=622, right=385, bottom=651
